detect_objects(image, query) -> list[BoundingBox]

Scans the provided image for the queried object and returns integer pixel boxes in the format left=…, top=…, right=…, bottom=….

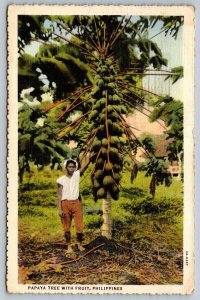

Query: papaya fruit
left=94, top=169, right=103, bottom=179
left=97, top=187, right=106, bottom=199
left=102, top=138, right=108, bottom=147
left=103, top=175, right=115, bottom=187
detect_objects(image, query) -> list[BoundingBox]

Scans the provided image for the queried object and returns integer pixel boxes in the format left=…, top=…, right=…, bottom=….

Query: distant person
left=56, top=159, right=85, bottom=253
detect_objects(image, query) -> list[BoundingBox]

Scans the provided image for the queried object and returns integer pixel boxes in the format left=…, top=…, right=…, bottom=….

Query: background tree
left=18, top=89, right=71, bottom=183
left=150, top=96, right=183, bottom=180
left=140, top=134, right=172, bottom=197
left=18, top=43, right=93, bottom=99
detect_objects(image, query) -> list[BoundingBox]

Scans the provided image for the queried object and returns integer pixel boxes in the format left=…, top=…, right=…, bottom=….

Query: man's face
left=66, top=163, right=76, bottom=175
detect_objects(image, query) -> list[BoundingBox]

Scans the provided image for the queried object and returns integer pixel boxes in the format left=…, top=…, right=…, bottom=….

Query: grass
left=19, top=208, right=63, bottom=243
left=18, top=165, right=183, bottom=250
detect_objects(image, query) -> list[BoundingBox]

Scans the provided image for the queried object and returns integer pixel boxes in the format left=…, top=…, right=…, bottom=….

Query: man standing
left=56, top=159, right=85, bottom=253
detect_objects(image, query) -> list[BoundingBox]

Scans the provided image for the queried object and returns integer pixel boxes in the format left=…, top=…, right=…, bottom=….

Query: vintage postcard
left=7, top=5, right=195, bottom=294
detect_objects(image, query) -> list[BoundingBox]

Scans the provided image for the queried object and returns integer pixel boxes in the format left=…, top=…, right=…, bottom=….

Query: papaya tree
left=19, top=15, right=183, bottom=238
left=43, top=16, right=179, bottom=238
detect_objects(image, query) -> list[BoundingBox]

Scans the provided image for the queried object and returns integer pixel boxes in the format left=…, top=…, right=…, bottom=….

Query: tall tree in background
left=140, top=134, right=172, bottom=197
left=18, top=92, right=72, bottom=183
left=150, top=96, right=183, bottom=180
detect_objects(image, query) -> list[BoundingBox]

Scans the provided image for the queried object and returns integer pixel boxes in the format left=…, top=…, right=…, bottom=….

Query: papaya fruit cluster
left=89, top=58, right=125, bottom=201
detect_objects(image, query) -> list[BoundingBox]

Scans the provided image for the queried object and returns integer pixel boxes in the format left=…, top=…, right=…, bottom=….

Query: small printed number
left=186, top=251, right=189, bottom=266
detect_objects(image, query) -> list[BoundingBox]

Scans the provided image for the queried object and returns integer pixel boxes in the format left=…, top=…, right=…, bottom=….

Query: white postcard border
left=7, top=4, right=195, bottom=294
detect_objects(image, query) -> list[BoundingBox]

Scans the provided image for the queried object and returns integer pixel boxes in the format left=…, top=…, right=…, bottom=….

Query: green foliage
left=18, top=43, right=94, bottom=99
left=120, top=195, right=182, bottom=217
left=18, top=16, right=50, bottom=53
left=19, top=189, right=57, bottom=207
left=139, top=133, right=173, bottom=196
left=20, top=181, right=55, bottom=191
left=140, top=134, right=156, bottom=155
left=18, top=95, right=71, bottom=182
left=150, top=16, right=184, bottom=39
left=84, top=214, right=103, bottom=230
left=142, top=158, right=172, bottom=196
left=150, top=96, right=183, bottom=160
left=18, top=54, right=44, bottom=98
left=18, top=15, right=173, bottom=98
left=165, top=66, right=184, bottom=84
left=137, top=38, right=168, bottom=69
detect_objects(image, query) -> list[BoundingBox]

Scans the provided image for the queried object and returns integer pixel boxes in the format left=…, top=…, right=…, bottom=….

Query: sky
left=23, top=16, right=183, bottom=101
left=142, top=20, right=183, bottom=100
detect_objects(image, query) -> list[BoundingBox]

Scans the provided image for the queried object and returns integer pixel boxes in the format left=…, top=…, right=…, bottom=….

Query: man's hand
left=59, top=211, right=65, bottom=218
left=58, top=203, right=65, bottom=218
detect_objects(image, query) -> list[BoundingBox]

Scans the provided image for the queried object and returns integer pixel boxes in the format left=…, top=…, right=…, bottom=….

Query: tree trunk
left=101, top=192, right=112, bottom=239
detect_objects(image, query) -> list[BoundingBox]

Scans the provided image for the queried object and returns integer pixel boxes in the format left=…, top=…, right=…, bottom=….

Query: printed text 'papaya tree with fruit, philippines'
left=19, top=16, right=183, bottom=238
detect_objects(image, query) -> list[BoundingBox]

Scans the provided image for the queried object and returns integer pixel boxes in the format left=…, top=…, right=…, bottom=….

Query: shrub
left=19, top=205, right=46, bottom=217
left=84, top=214, right=103, bottom=229
left=18, top=189, right=57, bottom=207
